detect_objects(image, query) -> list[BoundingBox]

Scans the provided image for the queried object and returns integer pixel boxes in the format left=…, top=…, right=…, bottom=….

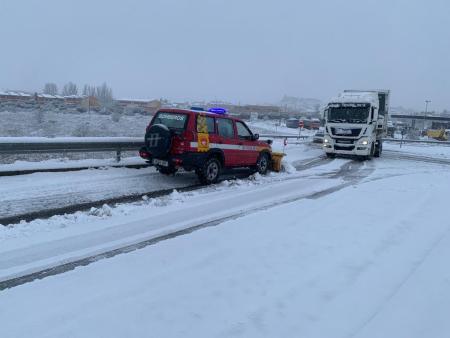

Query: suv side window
left=217, top=118, right=235, bottom=138
left=236, top=121, right=252, bottom=139
left=197, top=115, right=215, bottom=133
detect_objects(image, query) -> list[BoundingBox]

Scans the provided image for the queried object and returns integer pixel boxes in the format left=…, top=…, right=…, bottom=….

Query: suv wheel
left=256, top=153, right=270, bottom=175
left=198, top=157, right=221, bottom=185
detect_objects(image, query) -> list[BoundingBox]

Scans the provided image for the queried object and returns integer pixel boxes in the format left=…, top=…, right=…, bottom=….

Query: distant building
left=116, top=98, right=162, bottom=114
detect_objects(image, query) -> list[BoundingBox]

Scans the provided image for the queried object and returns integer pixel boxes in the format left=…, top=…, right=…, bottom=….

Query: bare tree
left=43, top=83, right=58, bottom=95
left=82, top=84, right=96, bottom=97
left=96, top=82, right=114, bottom=107
left=62, top=82, right=78, bottom=96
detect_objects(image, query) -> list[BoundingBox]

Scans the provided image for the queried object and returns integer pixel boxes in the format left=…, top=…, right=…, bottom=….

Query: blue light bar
left=208, top=107, right=227, bottom=114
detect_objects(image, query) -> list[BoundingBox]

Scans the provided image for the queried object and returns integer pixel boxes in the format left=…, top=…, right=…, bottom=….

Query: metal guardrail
left=0, top=137, right=144, bottom=161
left=0, top=135, right=308, bottom=163
left=383, top=138, right=450, bottom=146
left=259, top=134, right=310, bottom=139
left=1, top=136, right=448, bottom=163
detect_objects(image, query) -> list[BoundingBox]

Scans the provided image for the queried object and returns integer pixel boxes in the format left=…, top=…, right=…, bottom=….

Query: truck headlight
left=359, top=138, right=369, bottom=145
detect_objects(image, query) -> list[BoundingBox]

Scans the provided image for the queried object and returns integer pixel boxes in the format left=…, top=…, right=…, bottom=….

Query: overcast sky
left=1, top=0, right=449, bottom=110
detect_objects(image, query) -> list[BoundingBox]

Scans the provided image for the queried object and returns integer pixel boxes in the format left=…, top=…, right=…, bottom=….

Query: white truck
left=323, top=90, right=390, bottom=160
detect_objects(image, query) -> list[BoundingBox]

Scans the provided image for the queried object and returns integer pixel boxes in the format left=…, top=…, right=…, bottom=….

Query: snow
left=1, top=115, right=450, bottom=337
left=0, top=110, right=151, bottom=138
left=1, top=155, right=450, bottom=337
left=330, top=91, right=379, bottom=106
left=247, top=119, right=317, bottom=137
left=384, top=141, right=450, bottom=159
left=0, top=165, right=196, bottom=221
left=117, top=98, right=157, bottom=102
left=0, top=156, right=145, bottom=173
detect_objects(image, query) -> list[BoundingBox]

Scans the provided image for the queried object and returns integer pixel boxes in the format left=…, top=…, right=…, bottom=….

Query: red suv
left=139, top=108, right=272, bottom=184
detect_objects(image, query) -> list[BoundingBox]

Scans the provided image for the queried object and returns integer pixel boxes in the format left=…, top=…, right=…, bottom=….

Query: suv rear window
left=197, top=115, right=215, bottom=133
left=152, top=112, right=188, bottom=130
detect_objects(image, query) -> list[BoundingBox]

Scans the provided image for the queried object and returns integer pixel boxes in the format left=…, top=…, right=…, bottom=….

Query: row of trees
left=42, top=82, right=113, bottom=103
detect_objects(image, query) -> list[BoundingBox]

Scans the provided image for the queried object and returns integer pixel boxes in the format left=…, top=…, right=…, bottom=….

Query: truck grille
left=334, top=145, right=355, bottom=151
left=335, top=138, right=355, bottom=144
left=331, top=127, right=362, bottom=137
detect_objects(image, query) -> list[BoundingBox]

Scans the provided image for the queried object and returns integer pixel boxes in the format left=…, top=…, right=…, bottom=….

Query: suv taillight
left=171, top=135, right=185, bottom=155
left=170, top=130, right=194, bottom=155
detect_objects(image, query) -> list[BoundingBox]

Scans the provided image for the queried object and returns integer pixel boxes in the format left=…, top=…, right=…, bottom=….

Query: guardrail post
left=116, top=150, right=121, bottom=162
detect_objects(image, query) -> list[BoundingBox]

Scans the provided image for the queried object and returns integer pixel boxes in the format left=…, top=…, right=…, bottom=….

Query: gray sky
left=1, top=0, right=449, bottom=110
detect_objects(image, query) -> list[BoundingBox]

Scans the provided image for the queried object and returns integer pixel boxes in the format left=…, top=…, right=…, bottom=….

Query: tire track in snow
left=0, top=160, right=371, bottom=290
left=383, top=150, right=450, bottom=166
left=347, top=224, right=450, bottom=338
left=1, top=156, right=333, bottom=225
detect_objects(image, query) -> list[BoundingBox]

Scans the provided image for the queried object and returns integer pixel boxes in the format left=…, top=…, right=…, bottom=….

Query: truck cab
left=323, top=90, right=390, bottom=160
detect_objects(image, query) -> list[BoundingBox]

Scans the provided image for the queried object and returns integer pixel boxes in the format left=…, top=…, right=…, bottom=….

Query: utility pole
left=425, top=100, right=431, bottom=114
left=424, top=100, right=431, bottom=131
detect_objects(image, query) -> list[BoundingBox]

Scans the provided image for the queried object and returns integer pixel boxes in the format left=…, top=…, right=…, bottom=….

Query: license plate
left=336, top=128, right=352, bottom=135
left=153, top=159, right=169, bottom=167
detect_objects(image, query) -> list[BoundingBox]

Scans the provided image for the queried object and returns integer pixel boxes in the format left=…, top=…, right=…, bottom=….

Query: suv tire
left=198, top=157, right=221, bottom=185
left=256, top=153, right=270, bottom=175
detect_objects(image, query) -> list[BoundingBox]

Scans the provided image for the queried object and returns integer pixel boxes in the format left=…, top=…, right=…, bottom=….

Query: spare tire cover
left=145, top=124, right=172, bottom=157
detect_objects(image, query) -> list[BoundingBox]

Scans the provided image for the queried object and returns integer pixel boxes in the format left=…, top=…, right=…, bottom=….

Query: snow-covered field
left=0, top=110, right=150, bottom=137
left=1, top=148, right=450, bottom=337
left=384, top=141, right=450, bottom=159
left=247, top=119, right=317, bottom=137
left=0, top=110, right=307, bottom=138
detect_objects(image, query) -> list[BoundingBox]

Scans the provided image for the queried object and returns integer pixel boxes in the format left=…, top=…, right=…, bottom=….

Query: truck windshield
left=152, top=112, right=188, bottom=130
left=328, top=105, right=370, bottom=124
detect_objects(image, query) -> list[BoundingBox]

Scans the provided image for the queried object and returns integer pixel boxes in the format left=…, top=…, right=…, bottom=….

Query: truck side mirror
left=253, top=133, right=260, bottom=140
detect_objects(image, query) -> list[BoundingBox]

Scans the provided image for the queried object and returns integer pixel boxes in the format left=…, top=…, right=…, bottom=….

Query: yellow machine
left=426, top=129, right=449, bottom=141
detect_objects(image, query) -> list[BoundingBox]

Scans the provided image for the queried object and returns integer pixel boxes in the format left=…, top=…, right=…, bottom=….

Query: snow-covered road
left=0, top=142, right=322, bottom=223
left=0, top=166, right=198, bottom=220
left=1, top=143, right=450, bottom=338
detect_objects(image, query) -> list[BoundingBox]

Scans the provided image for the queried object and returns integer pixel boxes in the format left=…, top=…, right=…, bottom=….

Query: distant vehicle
left=139, top=108, right=272, bottom=184
left=313, top=131, right=324, bottom=143
left=310, top=118, right=321, bottom=130
left=323, top=90, right=390, bottom=160
left=286, top=118, right=300, bottom=128
left=298, top=118, right=320, bottom=130
left=426, top=129, right=449, bottom=141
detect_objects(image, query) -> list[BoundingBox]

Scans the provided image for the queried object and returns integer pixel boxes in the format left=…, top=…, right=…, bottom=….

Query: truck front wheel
left=365, top=143, right=375, bottom=161
left=374, top=140, right=382, bottom=157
